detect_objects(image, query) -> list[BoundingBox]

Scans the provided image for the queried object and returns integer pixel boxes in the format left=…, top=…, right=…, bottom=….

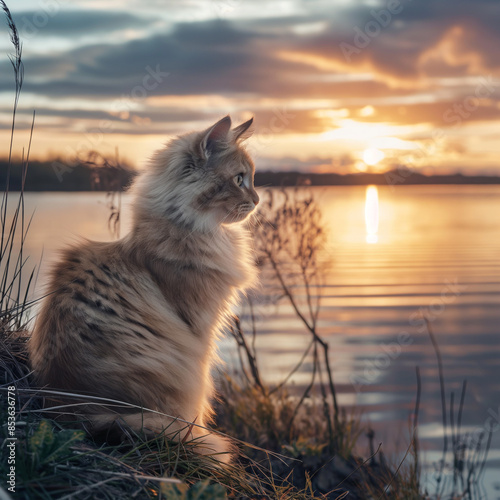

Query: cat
left=29, top=115, right=259, bottom=461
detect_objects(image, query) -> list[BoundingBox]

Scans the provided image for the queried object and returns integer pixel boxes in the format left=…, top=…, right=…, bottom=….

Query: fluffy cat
left=29, top=115, right=259, bottom=461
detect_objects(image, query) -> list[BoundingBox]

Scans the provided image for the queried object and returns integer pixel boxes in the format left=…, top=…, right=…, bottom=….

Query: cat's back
left=29, top=239, right=175, bottom=393
left=37, top=239, right=135, bottom=323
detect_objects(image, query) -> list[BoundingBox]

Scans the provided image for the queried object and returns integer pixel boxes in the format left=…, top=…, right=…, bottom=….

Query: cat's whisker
left=247, top=210, right=264, bottom=231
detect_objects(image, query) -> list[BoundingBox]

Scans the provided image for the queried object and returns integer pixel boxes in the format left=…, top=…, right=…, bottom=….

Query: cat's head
left=135, top=115, right=259, bottom=232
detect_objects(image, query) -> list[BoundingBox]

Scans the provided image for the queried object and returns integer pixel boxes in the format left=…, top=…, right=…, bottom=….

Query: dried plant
left=244, top=188, right=341, bottom=452
left=81, top=149, right=130, bottom=239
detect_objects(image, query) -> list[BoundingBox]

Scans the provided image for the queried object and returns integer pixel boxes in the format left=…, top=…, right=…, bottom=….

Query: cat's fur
left=29, top=116, right=259, bottom=460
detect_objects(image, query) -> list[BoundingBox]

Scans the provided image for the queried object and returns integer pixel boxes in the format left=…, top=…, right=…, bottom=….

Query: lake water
left=4, top=186, right=500, bottom=497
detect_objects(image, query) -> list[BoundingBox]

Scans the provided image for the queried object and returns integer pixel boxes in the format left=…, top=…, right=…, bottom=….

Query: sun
left=363, top=148, right=385, bottom=166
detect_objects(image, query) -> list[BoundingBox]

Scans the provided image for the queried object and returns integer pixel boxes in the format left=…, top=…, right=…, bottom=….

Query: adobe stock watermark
left=5, top=385, right=17, bottom=493
left=351, top=278, right=467, bottom=393
left=340, top=0, right=412, bottom=62
left=442, top=75, right=496, bottom=126
left=19, top=0, right=69, bottom=39
left=242, top=106, right=296, bottom=163
left=52, top=64, right=169, bottom=182
left=410, top=278, right=468, bottom=326
left=350, top=332, right=413, bottom=394
left=385, top=75, right=497, bottom=188
left=210, top=0, right=241, bottom=17
left=252, top=107, right=295, bottom=154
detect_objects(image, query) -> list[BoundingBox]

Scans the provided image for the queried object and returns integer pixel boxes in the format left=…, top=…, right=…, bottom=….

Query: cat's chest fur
left=123, top=220, right=255, bottom=336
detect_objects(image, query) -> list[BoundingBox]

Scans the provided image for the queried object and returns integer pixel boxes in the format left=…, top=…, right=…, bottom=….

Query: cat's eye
left=235, top=173, right=244, bottom=187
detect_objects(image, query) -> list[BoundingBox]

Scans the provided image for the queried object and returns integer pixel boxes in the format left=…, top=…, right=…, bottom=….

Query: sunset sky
left=1, top=0, right=499, bottom=175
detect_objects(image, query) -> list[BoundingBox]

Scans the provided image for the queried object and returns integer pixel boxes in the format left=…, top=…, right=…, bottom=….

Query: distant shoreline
left=255, top=171, right=500, bottom=187
left=2, top=160, right=500, bottom=191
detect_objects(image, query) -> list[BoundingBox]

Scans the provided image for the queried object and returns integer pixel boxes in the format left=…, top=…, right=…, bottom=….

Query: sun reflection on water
left=365, top=185, right=379, bottom=244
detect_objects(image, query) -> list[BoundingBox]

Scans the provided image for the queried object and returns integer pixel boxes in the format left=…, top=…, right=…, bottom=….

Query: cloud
left=2, top=1, right=499, bottom=102
left=5, top=106, right=207, bottom=123
left=0, top=18, right=423, bottom=105
left=14, top=9, right=156, bottom=37
left=0, top=20, right=259, bottom=96
left=346, top=99, right=500, bottom=127
left=289, top=0, right=500, bottom=83
left=258, top=155, right=352, bottom=173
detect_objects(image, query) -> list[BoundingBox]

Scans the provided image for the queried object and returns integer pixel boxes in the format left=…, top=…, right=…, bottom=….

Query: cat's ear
left=232, top=117, right=254, bottom=142
left=199, top=115, right=232, bottom=159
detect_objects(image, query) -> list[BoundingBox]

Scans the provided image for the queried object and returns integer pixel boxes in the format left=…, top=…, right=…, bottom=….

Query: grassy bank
left=0, top=333, right=419, bottom=499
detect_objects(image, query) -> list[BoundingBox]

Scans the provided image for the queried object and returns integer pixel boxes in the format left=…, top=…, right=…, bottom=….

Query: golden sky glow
left=1, top=0, right=499, bottom=175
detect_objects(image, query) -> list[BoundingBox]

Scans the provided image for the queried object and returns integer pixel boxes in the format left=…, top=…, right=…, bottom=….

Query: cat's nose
left=252, top=191, right=260, bottom=206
